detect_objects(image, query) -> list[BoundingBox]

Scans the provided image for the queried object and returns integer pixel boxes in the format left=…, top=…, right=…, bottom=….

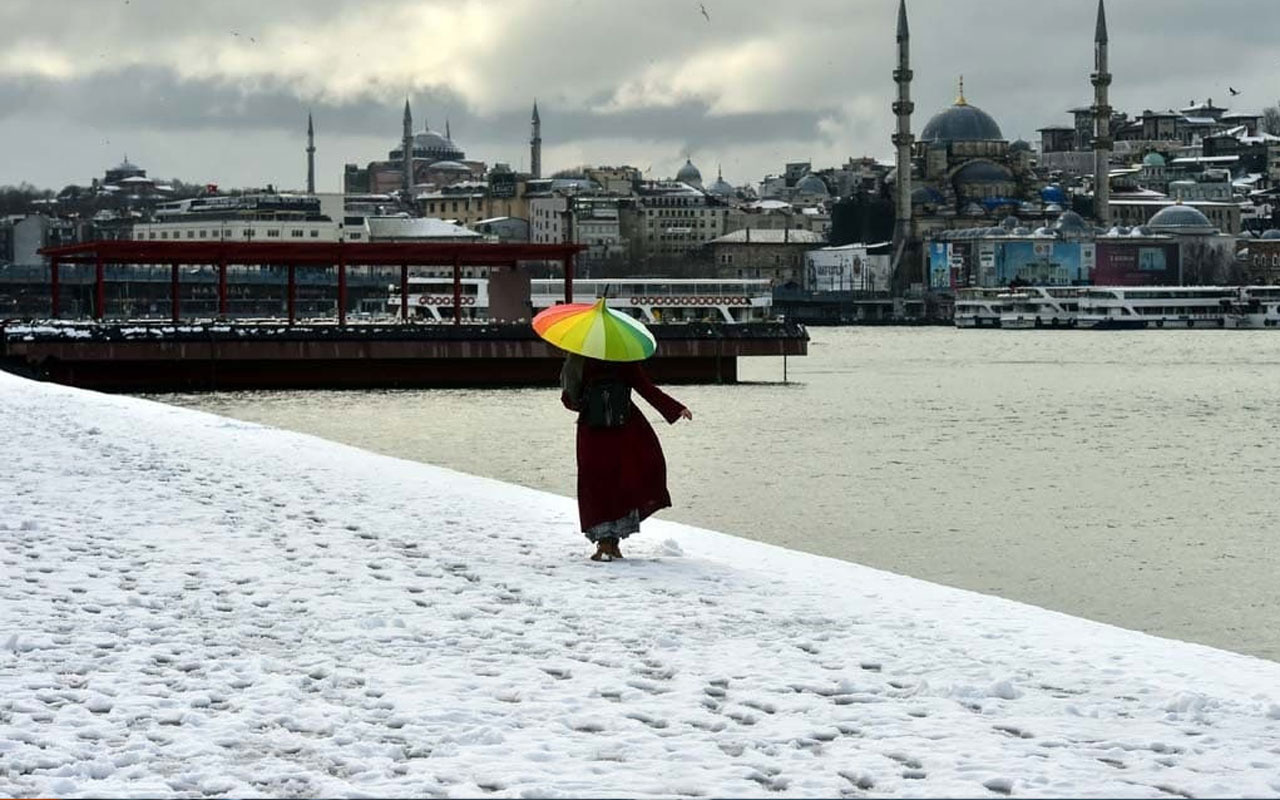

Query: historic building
left=343, top=101, right=486, bottom=194
left=889, top=0, right=1093, bottom=290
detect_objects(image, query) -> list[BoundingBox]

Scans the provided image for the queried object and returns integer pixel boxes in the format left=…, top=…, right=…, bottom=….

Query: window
left=267, top=229, right=280, bottom=237
left=310, top=230, right=319, bottom=238
left=187, top=231, right=195, bottom=239
left=292, top=229, right=304, bottom=237
left=349, top=232, right=362, bottom=240
left=149, top=232, right=156, bottom=239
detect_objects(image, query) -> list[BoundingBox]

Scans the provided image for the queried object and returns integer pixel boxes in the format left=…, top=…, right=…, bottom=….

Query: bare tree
left=1262, top=103, right=1280, bottom=136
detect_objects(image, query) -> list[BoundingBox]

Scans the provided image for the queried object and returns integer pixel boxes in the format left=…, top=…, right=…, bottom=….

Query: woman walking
left=560, top=354, right=691, bottom=560
left=532, top=298, right=691, bottom=561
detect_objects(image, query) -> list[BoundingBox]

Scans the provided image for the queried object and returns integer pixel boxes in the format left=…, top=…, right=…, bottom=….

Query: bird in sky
left=1229, top=86, right=1241, bottom=96
left=699, top=3, right=710, bottom=22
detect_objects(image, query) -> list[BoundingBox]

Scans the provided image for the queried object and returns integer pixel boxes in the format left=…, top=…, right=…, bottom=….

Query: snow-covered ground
left=2, top=371, right=1279, bottom=799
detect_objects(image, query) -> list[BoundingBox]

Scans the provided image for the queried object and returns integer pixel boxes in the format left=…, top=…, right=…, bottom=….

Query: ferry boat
left=1075, top=286, right=1236, bottom=329
left=953, top=288, right=1007, bottom=328
left=388, top=277, right=774, bottom=324
left=387, top=278, right=491, bottom=322
left=997, top=287, right=1080, bottom=329
left=530, top=279, right=774, bottom=324
left=1223, top=286, right=1280, bottom=328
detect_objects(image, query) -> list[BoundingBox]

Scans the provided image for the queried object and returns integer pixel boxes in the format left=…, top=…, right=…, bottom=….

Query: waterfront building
left=927, top=203, right=1239, bottom=290
left=708, top=227, right=826, bottom=285
left=1241, top=229, right=1280, bottom=284
left=133, top=194, right=340, bottom=243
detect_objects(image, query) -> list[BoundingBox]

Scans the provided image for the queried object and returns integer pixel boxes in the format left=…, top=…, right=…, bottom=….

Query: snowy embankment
left=1, top=372, right=1279, bottom=799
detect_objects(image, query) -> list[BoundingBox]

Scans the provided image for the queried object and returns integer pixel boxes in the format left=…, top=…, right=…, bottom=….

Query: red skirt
left=575, top=408, right=672, bottom=532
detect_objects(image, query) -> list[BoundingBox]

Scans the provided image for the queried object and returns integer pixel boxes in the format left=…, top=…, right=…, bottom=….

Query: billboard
left=994, top=241, right=1089, bottom=285
left=1095, top=241, right=1180, bottom=285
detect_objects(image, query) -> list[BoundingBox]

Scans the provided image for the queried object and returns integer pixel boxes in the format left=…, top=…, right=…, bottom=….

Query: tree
left=1262, top=103, right=1280, bottom=136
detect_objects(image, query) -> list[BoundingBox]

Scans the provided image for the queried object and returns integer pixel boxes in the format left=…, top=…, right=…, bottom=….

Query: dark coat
left=561, top=359, right=686, bottom=532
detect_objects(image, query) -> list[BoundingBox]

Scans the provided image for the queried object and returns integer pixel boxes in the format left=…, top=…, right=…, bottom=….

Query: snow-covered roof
left=364, top=217, right=481, bottom=239
left=710, top=228, right=826, bottom=245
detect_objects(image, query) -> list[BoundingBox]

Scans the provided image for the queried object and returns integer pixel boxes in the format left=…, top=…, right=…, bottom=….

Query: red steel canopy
left=36, top=239, right=586, bottom=325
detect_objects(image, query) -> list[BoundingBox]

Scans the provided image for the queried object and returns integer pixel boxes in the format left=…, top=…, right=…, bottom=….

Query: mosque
left=343, top=101, right=488, bottom=195
left=890, top=0, right=1115, bottom=290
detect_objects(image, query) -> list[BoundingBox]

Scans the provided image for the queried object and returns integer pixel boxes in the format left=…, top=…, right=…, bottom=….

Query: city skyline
left=1, top=0, right=1276, bottom=192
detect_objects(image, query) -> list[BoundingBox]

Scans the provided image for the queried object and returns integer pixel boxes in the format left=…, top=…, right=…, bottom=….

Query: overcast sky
left=1, top=0, right=1276, bottom=193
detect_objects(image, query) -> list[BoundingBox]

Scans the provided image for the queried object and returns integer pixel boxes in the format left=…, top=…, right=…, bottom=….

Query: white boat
left=953, top=288, right=1006, bottom=328
left=388, top=276, right=774, bottom=324
left=998, top=287, right=1080, bottom=329
left=529, top=278, right=774, bottom=324
left=387, top=278, right=490, bottom=322
left=1223, top=286, right=1280, bottom=328
left=1076, top=286, right=1236, bottom=329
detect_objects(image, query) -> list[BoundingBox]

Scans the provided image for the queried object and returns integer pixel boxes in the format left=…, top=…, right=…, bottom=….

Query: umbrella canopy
left=532, top=299, right=656, bottom=362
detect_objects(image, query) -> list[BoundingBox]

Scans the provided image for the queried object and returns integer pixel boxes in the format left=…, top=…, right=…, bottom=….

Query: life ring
left=1156, top=320, right=1164, bottom=328
left=417, top=295, right=428, bottom=305
left=631, top=297, right=640, bottom=305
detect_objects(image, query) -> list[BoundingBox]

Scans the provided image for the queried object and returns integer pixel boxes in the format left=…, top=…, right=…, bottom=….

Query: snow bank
left=1, top=370, right=1279, bottom=798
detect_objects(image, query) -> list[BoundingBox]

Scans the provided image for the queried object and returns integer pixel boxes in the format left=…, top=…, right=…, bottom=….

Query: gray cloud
left=2, top=0, right=1277, bottom=191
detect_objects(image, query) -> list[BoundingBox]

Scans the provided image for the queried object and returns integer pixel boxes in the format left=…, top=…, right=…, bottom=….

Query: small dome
left=676, top=159, right=703, bottom=186
left=955, top=161, right=1013, bottom=183
left=708, top=170, right=735, bottom=195
left=911, top=186, right=945, bottom=205
left=1056, top=210, right=1087, bottom=230
left=1010, top=139, right=1031, bottom=153
left=1001, top=215, right=1020, bottom=230
left=795, top=173, right=829, bottom=196
left=428, top=160, right=470, bottom=171
left=921, top=101, right=1004, bottom=143
left=1044, top=203, right=1063, bottom=213
left=1148, top=204, right=1216, bottom=233
left=1040, top=186, right=1066, bottom=204
left=1260, top=229, right=1280, bottom=240
left=1142, top=152, right=1166, bottom=167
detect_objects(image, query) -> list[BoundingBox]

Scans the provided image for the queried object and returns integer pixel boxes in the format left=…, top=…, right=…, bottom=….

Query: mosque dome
left=427, top=160, right=470, bottom=172
left=1260, top=229, right=1280, bottom=240
left=1010, top=139, right=1032, bottom=153
left=1148, top=204, right=1216, bottom=233
left=1001, top=216, right=1020, bottom=230
left=1055, top=210, right=1088, bottom=231
left=921, top=97, right=1004, bottom=143
left=911, top=186, right=945, bottom=205
left=795, top=173, right=829, bottom=196
left=1142, top=152, right=1167, bottom=167
left=1040, top=185, right=1066, bottom=204
left=954, top=161, right=1013, bottom=183
left=676, top=159, right=703, bottom=187
left=708, top=167, right=735, bottom=196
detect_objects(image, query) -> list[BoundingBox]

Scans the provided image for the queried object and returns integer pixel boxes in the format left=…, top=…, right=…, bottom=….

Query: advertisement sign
left=995, top=241, right=1086, bottom=285
left=1095, top=241, right=1179, bottom=285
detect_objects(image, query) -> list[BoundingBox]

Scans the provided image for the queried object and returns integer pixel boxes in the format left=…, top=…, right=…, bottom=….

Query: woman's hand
left=679, top=408, right=693, bottom=421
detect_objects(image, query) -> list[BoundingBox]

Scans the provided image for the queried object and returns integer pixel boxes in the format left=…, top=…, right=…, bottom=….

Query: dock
left=0, top=320, right=807, bottom=391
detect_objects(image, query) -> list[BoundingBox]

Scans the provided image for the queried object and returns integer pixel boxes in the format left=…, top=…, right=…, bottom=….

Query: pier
left=1, top=240, right=807, bottom=391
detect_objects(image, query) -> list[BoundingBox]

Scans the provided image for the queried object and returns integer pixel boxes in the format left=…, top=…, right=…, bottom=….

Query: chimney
left=745, top=226, right=750, bottom=243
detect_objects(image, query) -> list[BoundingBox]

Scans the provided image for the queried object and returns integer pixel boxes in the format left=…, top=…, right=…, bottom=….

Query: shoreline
left=3, top=370, right=1280, bottom=797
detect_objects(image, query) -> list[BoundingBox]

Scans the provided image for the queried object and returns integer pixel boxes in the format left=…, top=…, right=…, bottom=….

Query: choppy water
left=159, top=327, right=1280, bottom=662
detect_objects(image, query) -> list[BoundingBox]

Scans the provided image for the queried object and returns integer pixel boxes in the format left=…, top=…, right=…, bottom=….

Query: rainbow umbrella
left=532, top=298, right=657, bottom=362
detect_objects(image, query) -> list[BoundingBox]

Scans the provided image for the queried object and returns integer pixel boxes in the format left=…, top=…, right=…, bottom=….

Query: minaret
left=1092, top=0, right=1112, bottom=226
left=306, top=112, right=316, bottom=195
left=530, top=101, right=542, bottom=179
left=446, top=118, right=452, bottom=141
left=401, top=99, right=413, bottom=194
left=891, top=0, right=915, bottom=280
